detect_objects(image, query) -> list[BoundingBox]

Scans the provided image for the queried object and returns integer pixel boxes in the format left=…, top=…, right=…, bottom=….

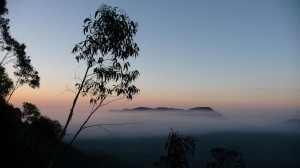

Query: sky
left=4, top=0, right=300, bottom=123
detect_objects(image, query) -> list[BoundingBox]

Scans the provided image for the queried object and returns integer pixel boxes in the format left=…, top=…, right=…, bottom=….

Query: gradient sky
left=5, top=0, right=300, bottom=122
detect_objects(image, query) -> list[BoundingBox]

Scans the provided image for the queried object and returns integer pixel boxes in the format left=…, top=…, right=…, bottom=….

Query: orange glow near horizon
left=10, top=86, right=300, bottom=110
left=9, top=80, right=300, bottom=122
left=8, top=86, right=300, bottom=126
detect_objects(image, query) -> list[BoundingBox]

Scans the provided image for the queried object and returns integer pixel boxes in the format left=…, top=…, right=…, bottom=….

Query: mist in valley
left=60, top=107, right=300, bottom=168
left=66, top=107, right=300, bottom=138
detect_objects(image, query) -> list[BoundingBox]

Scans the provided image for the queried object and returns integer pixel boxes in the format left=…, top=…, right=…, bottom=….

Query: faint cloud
left=257, top=88, right=300, bottom=92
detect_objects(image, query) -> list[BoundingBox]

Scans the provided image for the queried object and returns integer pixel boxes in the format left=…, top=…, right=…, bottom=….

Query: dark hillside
left=75, top=132, right=300, bottom=168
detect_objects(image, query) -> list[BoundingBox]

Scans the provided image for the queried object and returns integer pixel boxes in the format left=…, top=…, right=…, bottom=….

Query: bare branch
left=100, top=97, right=125, bottom=107
left=83, top=123, right=139, bottom=129
left=61, top=84, right=77, bottom=94
left=83, top=123, right=139, bottom=135
left=1, top=52, right=16, bottom=66
left=98, top=125, right=113, bottom=134
left=0, top=51, right=10, bottom=65
left=6, top=77, right=21, bottom=102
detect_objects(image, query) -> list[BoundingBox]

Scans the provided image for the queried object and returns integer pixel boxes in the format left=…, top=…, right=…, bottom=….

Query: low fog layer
left=65, top=108, right=300, bottom=168
left=66, top=107, right=300, bottom=139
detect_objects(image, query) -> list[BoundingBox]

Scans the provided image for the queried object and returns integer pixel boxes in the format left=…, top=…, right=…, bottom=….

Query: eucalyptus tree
left=155, top=130, right=197, bottom=168
left=0, top=0, right=40, bottom=102
left=48, top=4, right=140, bottom=167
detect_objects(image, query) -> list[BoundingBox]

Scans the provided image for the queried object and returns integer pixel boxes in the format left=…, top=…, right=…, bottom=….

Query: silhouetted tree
left=0, top=0, right=8, bottom=15
left=22, top=102, right=41, bottom=123
left=0, top=2, right=63, bottom=167
left=48, top=4, right=140, bottom=168
left=0, top=97, right=62, bottom=167
left=0, top=65, right=13, bottom=98
left=207, top=147, right=246, bottom=168
left=0, top=0, right=40, bottom=102
left=155, top=129, right=197, bottom=168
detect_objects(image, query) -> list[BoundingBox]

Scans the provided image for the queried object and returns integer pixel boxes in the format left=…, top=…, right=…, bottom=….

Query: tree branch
left=6, top=77, right=21, bottom=102
left=83, top=123, right=139, bottom=134
left=100, top=97, right=125, bottom=107
left=0, top=51, right=10, bottom=65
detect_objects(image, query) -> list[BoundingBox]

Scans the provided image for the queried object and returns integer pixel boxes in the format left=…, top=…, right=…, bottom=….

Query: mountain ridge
left=109, top=106, right=215, bottom=112
left=109, top=106, right=224, bottom=118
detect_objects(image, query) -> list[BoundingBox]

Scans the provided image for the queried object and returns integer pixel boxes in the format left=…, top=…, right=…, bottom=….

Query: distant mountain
left=119, top=106, right=183, bottom=111
left=188, top=107, right=214, bottom=111
left=154, top=107, right=184, bottom=111
left=123, top=107, right=153, bottom=111
left=109, top=106, right=224, bottom=117
left=133, top=107, right=156, bottom=111
left=282, top=119, right=300, bottom=124
left=110, top=106, right=213, bottom=112
left=187, top=107, right=224, bottom=117
left=280, top=119, right=300, bottom=130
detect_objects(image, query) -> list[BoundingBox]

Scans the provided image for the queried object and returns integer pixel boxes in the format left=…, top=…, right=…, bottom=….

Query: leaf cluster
left=73, top=4, right=139, bottom=61
left=0, top=0, right=8, bottom=15
left=22, top=102, right=41, bottom=123
left=21, top=102, right=62, bottom=141
left=0, top=0, right=40, bottom=90
left=72, top=4, right=140, bottom=104
left=155, top=129, right=197, bottom=168
left=0, top=65, right=13, bottom=98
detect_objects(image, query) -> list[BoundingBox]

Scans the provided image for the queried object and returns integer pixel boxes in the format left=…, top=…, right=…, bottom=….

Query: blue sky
left=5, top=0, right=300, bottom=121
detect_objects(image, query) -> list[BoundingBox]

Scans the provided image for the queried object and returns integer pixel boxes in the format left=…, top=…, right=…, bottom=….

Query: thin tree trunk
left=47, top=65, right=90, bottom=168
left=6, top=78, right=20, bottom=103
left=66, top=109, right=95, bottom=148
left=0, top=52, right=9, bottom=65
left=66, top=93, right=107, bottom=147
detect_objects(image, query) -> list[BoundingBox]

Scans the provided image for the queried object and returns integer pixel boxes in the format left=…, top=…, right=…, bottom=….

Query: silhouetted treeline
left=0, top=97, right=62, bottom=167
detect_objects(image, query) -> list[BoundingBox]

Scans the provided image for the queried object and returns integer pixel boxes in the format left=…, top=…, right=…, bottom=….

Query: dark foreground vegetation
left=0, top=97, right=62, bottom=167
left=73, top=132, right=300, bottom=168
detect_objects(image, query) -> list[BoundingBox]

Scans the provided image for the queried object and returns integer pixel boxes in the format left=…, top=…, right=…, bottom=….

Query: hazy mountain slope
left=54, top=143, right=136, bottom=168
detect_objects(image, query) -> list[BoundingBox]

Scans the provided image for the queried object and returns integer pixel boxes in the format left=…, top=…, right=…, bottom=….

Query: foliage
left=0, top=0, right=40, bottom=102
left=0, top=65, right=13, bottom=97
left=71, top=4, right=140, bottom=103
left=22, top=102, right=41, bottom=123
left=65, top=3, right=140, bottom=145
left=0, top=96, right=20, bottom=136
left=47, top=4, right=140, bottom=168
left=0, top=0, right=8, bottom=15
left=0, top=97, right=62, bottom=167
left=155, top=129, right=197, bottom=168
left=35, top=116, right=62, bottom=143
left=207, top=147, right=246, bottom=168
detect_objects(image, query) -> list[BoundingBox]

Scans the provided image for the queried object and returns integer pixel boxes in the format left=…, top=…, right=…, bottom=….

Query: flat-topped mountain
left=109, top=106, right=224, bottom=118
left=187, top=107, right=223, bottom=117
left=110, top=106, right=184, bottom=112
left=110, top=106, right=216, bottom=112
left=128, top=107, right=152, bottom=111
left=155, top=107, right=184, bottom=111
left=188, top=107, right=214, bottom=111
